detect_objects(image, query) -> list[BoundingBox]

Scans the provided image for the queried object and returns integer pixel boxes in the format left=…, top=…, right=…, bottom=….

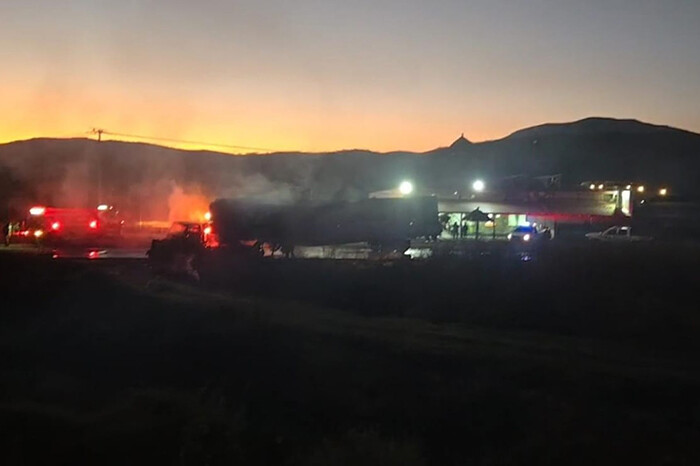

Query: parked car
left=508, top=225, right=543, bottom=242
left=585, top=226, right=653, bottom=242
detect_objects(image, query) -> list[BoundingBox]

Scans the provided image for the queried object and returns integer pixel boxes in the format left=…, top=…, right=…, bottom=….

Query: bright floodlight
left=29, top=206, right=46, bottom=216
left=204, top=211, right=212, bottom=221
left=659, top=188, right=668, bottom=196
left=399, top=181, right=414, bottom=195
left=472, top=180, right=485, bottom=192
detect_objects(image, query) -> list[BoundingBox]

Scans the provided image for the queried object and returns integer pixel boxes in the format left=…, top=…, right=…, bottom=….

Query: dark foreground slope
left=1, top=245, right=699, bottom=465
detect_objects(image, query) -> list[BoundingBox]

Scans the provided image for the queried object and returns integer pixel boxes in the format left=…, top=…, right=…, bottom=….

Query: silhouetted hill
left=449, top=134, right=472, bottom=149
left=1, top=117, right=700, bottom=219
left=479, top=117, right=700, bottom=192
left=505, top=117, right=691, bottom=140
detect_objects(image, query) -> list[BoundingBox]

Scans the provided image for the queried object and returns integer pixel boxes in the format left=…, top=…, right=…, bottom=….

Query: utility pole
left=91, top=128, right=104, bottom=204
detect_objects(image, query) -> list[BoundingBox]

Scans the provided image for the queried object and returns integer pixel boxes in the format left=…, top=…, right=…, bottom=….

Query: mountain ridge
left=2, top=117, right=698, bottom=156
left=504, top=117, right=699, bottom=141
left=1, top=116, right=700, bottom=216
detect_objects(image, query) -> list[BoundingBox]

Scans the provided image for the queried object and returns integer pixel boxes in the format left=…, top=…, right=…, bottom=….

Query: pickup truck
left=585, top=226, right=653, bottom=242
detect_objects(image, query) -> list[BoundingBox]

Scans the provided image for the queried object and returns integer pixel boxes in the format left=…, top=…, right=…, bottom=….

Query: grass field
left=1, top=243, right=699, bottom=465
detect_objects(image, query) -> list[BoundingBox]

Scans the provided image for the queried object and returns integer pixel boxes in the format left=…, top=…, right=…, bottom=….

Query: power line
left=87, top=129, right=280, bottom=153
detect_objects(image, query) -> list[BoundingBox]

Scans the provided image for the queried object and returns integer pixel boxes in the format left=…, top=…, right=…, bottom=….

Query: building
left=370, top=181, right=645, bottom=239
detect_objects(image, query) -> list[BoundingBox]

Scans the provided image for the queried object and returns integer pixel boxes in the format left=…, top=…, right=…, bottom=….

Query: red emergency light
left=89, top=220, right=98, bottom=229
left=51, top=222, right=61, bottom=231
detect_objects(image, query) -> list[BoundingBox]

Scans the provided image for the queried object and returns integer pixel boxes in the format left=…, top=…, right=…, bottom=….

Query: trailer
left=209, top=196, right=442, bottom=255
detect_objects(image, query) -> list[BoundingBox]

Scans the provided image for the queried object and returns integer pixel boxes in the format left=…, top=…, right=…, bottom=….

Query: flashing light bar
left=29, top=206, right=46, bottom=216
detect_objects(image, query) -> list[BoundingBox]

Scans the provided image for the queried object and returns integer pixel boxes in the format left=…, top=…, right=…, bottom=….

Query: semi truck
left=147, top=196, right=441, bottom=275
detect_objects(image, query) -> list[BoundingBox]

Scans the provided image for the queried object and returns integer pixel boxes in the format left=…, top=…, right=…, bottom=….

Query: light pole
left=91, top=128, right=104, bottom=205
left=399, top=181, right=414, bottom=196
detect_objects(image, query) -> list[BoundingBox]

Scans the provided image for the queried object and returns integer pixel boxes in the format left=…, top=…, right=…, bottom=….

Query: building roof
left=438, top=198, right=619, bottom=217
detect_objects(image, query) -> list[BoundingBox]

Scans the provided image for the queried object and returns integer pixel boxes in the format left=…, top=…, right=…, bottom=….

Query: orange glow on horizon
left=3, top=81, right=697, bottom=154
left=0, top=124, right=514, bottom=155
left=0, top=82, right=527, bottom=154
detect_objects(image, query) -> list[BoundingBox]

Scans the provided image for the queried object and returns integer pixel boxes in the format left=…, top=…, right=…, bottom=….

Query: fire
left=167, top=185, right=211, bottom=223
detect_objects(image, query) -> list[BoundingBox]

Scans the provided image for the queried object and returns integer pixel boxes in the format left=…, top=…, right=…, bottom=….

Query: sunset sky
left=2, top=0, right=699, bottom=153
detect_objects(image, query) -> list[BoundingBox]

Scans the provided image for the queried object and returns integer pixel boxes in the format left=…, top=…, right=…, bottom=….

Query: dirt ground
left=1, top=242, right=699, bottom=465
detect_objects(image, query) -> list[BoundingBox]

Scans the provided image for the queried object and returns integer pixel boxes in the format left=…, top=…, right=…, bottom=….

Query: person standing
left=3, top=222, right=10, bottom=246
left=451, top=222, right=459, bottom=239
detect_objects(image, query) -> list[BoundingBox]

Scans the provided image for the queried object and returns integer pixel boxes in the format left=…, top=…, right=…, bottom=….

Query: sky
left=1, top=0, right=699, bottom=153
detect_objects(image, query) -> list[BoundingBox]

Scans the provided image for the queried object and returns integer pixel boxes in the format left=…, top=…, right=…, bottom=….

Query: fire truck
left=8, top=204, right=123, bottom=245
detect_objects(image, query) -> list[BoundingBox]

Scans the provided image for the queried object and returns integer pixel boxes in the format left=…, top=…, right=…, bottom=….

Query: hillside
left=1, top=117, right=699, bottom=219
left=505, top=117, right=691, bottom=140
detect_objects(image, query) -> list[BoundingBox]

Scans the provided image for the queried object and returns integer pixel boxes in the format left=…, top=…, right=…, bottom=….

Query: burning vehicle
left=147, top=196, right=441, bottom=276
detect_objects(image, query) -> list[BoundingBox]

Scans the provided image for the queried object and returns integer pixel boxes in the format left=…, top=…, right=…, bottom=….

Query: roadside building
left=371, top=181, right=640, bottom=239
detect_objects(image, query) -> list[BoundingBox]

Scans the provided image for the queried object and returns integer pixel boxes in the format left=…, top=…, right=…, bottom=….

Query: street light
left=399, top=181, right=414, bottom=196
left=637, top=185, right=645, bottom=193
left=659, top=188, right=668, bottom=196
left=472, top=179, right=485, bottom=192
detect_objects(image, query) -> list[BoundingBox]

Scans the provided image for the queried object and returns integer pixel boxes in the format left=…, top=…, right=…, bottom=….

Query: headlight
left=523, top=234, right=531, bottom=241
left=34, top=230, right=44, bottom=238
left=507, top=233, right=512, bottom=240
